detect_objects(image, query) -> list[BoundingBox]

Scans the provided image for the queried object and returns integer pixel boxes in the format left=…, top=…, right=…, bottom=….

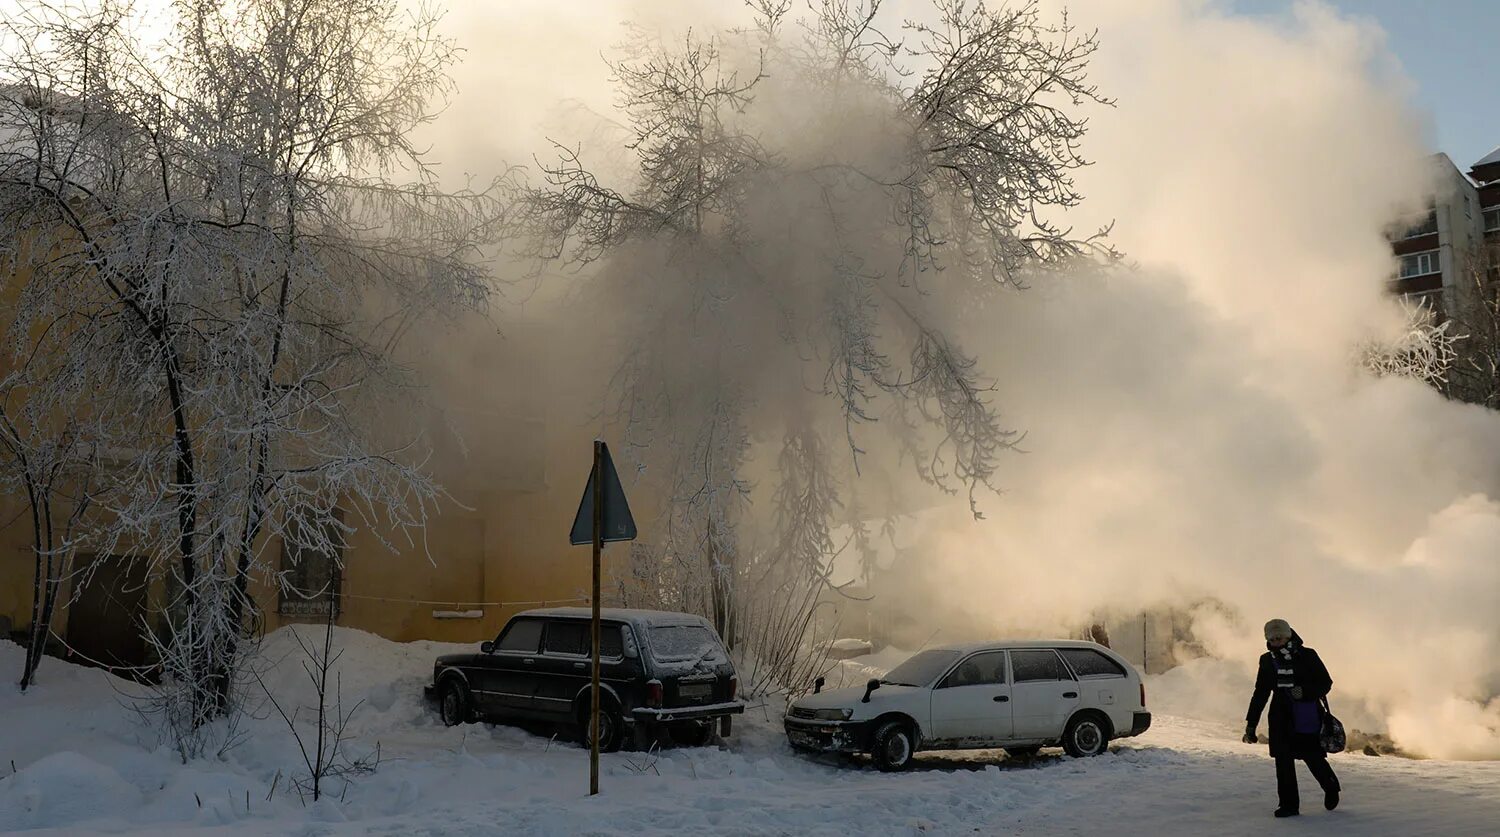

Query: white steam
left=887, top=0, right=1500, bottom=760
left=417, top=0, right=1499, bottom=758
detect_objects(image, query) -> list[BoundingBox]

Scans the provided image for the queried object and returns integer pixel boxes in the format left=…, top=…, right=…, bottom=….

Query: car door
left=927, top=650, right=1012, bottom=744
left=532, top=619, right=594, bottom=719
left=473, top=617, right=544, bottom=715
left=1008, top=648, right=1080, bottom=739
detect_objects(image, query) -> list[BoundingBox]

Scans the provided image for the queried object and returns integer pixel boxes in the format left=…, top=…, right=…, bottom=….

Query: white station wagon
left=784, top=640, right=1151, bottom=770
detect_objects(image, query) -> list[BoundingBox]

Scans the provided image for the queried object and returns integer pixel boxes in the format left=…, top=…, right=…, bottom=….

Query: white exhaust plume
left=884, top=0, right=1500, bottom=760
left=419, top=0, right=1497, bottom=758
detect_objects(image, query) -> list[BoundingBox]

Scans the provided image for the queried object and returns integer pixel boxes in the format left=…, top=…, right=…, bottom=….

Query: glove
left=1290, top=686, right=1304, bottom=700
left=1242, top=724, right=1258, bottom=745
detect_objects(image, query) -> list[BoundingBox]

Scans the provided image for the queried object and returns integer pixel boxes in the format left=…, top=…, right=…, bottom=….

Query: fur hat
left=1263, top=619, right=1293, bottom=642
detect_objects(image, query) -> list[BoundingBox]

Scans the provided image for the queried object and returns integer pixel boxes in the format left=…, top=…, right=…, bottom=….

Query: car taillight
left=729, top=676, right=738, bottom=700
left=1140, top=682, right=1146, bottom=707
left=647, top=679, right=663, bottom=708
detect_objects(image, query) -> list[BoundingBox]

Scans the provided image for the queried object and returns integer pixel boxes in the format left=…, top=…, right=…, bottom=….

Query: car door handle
left=993, top=695, right=1009, bottom=703
left=522, top=658, right=534, bottom=665
left=1063, top=691, right=1078, bottom=699
left=573, top=662, right=587, bottom=670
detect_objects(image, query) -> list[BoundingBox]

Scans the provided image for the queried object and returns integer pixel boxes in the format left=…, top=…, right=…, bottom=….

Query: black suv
left=424, top=607, right=745, bottom=750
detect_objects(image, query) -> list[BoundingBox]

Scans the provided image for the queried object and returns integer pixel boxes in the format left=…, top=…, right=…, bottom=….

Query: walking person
left=1243, top=619, right=1341, bottom=818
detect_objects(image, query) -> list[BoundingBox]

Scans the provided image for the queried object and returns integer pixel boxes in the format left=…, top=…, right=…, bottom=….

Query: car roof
left=924, top=639, right=1121, bottom=655
left=516, top=606, right=716, bottom=633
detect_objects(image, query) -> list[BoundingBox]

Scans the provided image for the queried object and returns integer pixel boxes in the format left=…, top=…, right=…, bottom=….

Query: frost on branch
left=1360, top=300, right=1458, bottom=386
left=523, top=0, right=1112, bottom=691
left=0, top=0, right=508, bottom=749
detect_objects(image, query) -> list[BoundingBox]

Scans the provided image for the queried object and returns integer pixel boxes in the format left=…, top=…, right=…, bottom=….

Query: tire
left=439, top=679, right=472, bottom=727
left=669, top=720, right=716, bottom=748
left=580, top=705, right=625, bottom=753
left=1005, top=745, right=1042, bottom=760
left=870, top=720, right=916, bottom=772
left=1062, top=712, right=1112, bottom=758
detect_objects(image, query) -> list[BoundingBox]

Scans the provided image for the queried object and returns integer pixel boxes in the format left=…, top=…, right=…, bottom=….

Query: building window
left=1396, top=212, right=1437, bottom=239
left=1398, top=250, right=1439, bottom=279
left=278, top=509, right=345, bottom=618
left=1484, top=206, right=1500, bottom=232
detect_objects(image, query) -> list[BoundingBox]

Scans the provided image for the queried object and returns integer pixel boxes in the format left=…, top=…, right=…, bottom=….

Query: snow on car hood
left=792, top=683, right=918, bottom=711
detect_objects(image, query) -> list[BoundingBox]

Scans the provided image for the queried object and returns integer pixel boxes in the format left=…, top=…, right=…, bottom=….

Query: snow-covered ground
left=3, top=630, right=1499, bottom=835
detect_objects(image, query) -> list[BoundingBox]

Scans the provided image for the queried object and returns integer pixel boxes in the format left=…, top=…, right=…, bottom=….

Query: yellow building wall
left=0, top=496, right=37, bottom=635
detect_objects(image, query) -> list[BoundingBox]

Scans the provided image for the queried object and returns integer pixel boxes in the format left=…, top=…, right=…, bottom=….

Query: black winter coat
left=1245, top=636, right=1332, bottom=759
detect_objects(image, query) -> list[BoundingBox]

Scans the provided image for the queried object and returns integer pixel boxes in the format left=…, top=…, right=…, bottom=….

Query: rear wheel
left=871, top=720, right=916, bottom=772
left=1062, top=712, right=1111, bottom=758
left=580, top=705, right=624, bottom=753
left=439, top=680, right=471, bottom=727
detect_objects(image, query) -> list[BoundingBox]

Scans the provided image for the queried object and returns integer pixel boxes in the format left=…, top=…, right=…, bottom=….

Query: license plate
left=679, top=682, right=713, bottom=700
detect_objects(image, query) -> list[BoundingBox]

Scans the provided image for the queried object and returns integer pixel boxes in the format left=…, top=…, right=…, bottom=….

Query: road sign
left=571, top=440, right=637, bottom=797
left=569, top=441, right=637, bottom=545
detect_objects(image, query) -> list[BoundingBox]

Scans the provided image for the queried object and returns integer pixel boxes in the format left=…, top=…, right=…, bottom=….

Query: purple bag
left=1292, top=700, right=1321, bottom=734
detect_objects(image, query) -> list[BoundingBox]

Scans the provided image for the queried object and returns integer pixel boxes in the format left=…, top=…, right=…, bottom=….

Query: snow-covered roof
left=924, top=638, right=1115, bottom=654
left=1475, top=145, right=1500, bottom=169
left=519, top=606, right=715, bottom=632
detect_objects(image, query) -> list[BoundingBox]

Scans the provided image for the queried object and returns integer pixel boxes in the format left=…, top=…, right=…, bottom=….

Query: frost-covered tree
left=1361, top=300, right=1458, bottom=386
left=525, top=0, right=1112, bottom=687
left=0, top=0, right=506, bottom=747
left=0, top=379, right=95, bottom=691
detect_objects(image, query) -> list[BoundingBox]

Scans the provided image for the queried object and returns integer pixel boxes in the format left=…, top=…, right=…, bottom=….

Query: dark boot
left=1306, top=754, right=1340, bottom=811
left=1274, top=808, right=1300, bottom=818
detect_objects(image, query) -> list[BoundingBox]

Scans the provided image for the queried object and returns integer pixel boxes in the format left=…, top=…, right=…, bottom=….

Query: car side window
left=496, top=618, right=543, bottom=653
left=543, top=620, right=589, bottom=656
left=1011, top=649, right=1074, bottom=683
left=938, top=651, right=1007, bottom=688
left=540, top=621, right=626, bottom=659
left=599, top=626, right=624, bottom=659
left=1059, top=648, right=1127, bottom=679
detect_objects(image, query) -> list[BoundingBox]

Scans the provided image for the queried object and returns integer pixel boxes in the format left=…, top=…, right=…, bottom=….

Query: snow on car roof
left=925, top=639, right=1120, bottom=655
left=518, top=606, right=716, bottom=632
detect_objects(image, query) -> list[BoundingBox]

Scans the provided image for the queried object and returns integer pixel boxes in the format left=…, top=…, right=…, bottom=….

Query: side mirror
left=861, top=677, right=881, bottom=703
left=480, top=640, right=495, bottom=654
left=814, top=676, right=826, bottom=694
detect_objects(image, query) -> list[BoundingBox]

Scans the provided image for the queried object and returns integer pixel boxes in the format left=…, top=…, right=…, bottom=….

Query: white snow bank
left=4, top=634, right=1500, bottom=835
left=0, top=752, right=142, bottom=831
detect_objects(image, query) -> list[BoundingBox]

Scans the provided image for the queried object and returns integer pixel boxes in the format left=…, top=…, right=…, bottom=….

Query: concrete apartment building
left=1388, top=149, right=1500, bottom=320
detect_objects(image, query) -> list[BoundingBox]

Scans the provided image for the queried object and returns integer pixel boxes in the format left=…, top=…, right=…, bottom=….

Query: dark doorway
left=66, top=555, right=148, bottom=676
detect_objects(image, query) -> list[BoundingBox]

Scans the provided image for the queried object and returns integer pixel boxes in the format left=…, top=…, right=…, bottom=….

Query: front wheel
left=871, top=720, right=916, bottom=771
left=1062, top=712, right=1111, bottom=758
left=439, top=680, right=472, bottom=727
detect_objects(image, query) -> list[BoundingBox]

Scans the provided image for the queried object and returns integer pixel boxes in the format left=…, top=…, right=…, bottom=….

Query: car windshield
left=881, top=650, right=960, bottom=687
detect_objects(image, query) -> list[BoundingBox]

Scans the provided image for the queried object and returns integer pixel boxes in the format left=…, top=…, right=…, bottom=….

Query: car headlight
left=812, top=708, right=853, bottom=721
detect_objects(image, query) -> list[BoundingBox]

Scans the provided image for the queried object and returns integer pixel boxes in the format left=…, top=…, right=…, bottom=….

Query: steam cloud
left=415, top=0, right=1497, bottom=758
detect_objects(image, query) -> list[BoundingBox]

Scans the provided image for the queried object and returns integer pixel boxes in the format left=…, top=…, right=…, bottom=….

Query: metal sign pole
left=590, top=439, right=603, bottom=796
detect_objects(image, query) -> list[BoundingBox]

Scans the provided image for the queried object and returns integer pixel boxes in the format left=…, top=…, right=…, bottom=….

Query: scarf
left=1269, top=635, right=1302, bottom=691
